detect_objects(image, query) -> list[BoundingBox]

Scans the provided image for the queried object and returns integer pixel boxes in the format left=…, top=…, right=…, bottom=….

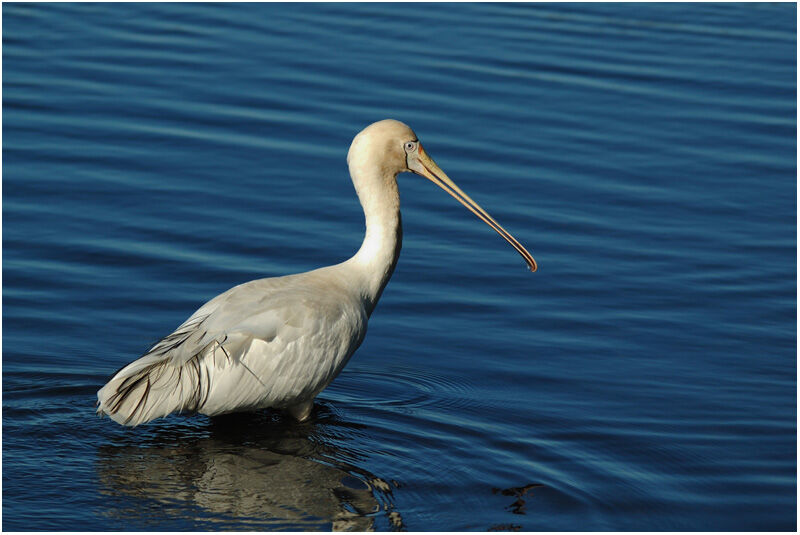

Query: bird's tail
left=96, top=352, right=210, bottom=426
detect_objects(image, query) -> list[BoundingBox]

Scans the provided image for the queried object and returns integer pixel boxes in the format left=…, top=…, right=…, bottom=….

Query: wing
left=97, top=270, right=367, bottom=426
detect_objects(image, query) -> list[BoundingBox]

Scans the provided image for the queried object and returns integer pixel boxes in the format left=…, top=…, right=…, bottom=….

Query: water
left=2, top=2, right=796, bottom=531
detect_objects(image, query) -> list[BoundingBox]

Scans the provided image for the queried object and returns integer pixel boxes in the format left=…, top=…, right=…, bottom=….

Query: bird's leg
left=287, top=400, right=314, bottom=422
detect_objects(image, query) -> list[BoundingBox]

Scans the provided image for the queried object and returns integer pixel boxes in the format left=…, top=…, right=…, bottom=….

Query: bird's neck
left=347, top=169, right=402, bottom=316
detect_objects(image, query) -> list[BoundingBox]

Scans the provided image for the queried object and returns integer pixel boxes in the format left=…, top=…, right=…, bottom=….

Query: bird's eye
left=404, top=141, right=417, bottom=152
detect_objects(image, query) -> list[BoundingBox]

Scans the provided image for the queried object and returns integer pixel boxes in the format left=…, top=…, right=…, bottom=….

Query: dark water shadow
left=95, top=404, right=404, bottom=530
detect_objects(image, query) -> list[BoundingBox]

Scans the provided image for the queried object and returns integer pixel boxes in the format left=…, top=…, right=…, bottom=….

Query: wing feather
left=97, top=269, right=367, bottom=426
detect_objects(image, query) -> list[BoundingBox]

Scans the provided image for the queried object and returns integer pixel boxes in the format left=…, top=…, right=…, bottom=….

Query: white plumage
left=97, top=119, right=536, bottom=426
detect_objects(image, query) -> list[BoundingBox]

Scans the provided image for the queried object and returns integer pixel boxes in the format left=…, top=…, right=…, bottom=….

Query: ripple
left=325, top=365, right=479, bottom=414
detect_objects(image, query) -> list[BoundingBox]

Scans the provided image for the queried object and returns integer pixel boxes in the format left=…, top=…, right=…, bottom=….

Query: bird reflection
left=95, top=405, right=403, bottom=530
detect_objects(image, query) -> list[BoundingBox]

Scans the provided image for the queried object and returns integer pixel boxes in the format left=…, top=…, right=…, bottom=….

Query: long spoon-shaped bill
left=410, top=146, right=537, bottom=272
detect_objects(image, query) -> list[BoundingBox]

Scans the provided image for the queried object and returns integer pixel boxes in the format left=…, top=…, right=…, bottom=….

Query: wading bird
left=97, top=119, right=536, bottom=426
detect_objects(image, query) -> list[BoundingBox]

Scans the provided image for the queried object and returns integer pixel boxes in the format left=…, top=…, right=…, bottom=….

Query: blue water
left=2, top=2, right=796, bottom=531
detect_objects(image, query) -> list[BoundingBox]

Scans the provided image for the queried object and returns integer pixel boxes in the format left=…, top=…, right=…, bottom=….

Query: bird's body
left=97, top=119, right=535, bottom=426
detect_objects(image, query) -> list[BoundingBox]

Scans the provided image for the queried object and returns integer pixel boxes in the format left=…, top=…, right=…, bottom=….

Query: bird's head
left=347, top=119, right=417, bottom=178
left=348, top=119, right=537, bottom=272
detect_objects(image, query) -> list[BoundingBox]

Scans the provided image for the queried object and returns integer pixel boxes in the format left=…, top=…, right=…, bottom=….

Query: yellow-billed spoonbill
left=97, top=119, right=536, bottom=426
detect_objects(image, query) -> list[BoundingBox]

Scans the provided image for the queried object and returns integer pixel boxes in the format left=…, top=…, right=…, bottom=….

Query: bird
left=96, top=119, right=536, bottom=426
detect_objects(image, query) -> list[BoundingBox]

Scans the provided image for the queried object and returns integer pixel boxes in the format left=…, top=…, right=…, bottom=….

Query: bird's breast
left=199, top=286, right=369, bottom=415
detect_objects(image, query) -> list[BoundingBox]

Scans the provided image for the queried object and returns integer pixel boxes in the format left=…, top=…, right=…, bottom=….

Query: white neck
left=344, top=166, right=402, bottom=316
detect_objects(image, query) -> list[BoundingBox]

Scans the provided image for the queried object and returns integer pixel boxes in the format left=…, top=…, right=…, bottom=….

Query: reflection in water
left=491, top=484, right=543, bottom=515
left=96, top=406, right=403, bottom=530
